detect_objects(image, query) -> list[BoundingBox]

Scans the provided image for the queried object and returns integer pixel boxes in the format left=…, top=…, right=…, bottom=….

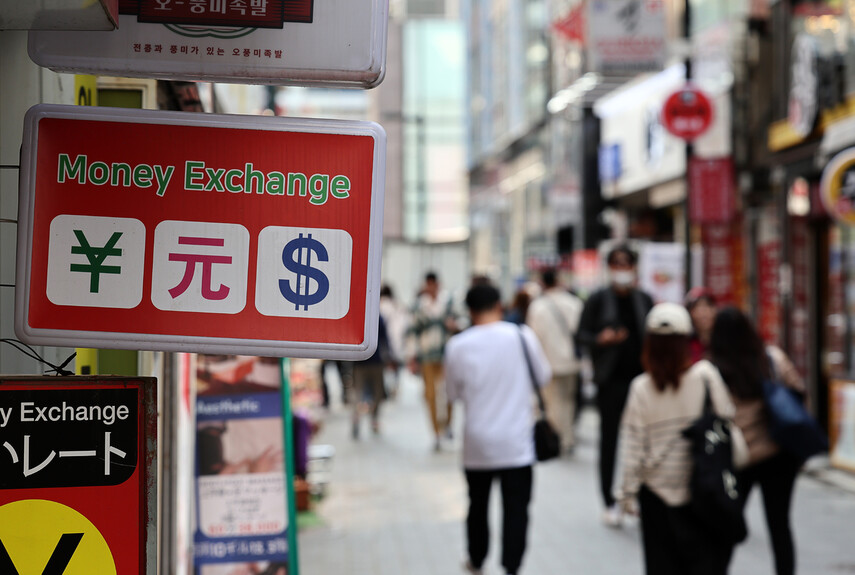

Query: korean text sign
left=28, top=0, right=388, bottom=88
left=16, top=105, right=386, bottom=360
left=0, top=377, right=156, bottom=574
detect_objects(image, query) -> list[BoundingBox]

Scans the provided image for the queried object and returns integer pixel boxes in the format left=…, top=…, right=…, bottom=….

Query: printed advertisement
left=638, top=242, right=684, bottom=304
left=194, top=356, right=294, bottom=575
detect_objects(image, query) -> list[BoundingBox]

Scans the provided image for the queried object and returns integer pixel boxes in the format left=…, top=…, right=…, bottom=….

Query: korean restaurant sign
left=28, top=0, right=388, bottom=88
left=16, top=105, right=386, bottom=360
left=0, top=376, right=156, bottom=574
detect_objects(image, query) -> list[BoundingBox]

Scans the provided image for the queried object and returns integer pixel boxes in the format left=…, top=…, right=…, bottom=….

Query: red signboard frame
left=16, top=105, right=386, bottom=360
left=0, top=377, right=156, bottom=574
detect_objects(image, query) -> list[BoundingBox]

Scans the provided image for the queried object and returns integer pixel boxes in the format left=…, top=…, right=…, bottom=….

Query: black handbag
left=681, top=379, right=748, bottom=544
left=518, top=328, right=561, bottom=461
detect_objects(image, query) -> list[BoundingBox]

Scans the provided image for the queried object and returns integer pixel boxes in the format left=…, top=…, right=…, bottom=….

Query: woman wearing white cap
left=616, top=303, right=745, bottom=575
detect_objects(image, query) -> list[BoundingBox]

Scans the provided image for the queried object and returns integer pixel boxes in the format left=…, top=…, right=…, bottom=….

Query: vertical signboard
left=193, top=356, right=296, bottom=574
left=0, top=377, right=156, bottom=574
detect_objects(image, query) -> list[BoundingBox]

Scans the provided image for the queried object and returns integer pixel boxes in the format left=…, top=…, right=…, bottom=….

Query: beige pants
left=422, top=361, right=450, bottom=436
left=544, top=372, right=578, bottom=450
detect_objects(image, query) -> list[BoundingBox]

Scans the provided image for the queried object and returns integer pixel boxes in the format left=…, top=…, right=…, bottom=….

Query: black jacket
left=576, top=286, right=653, bottom=385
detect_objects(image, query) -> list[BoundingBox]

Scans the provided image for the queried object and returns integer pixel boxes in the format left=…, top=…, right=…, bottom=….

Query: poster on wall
left=830, top=380, right=855, bottom=472
left=193, top=356, right=296, bottom=575
left=638, top=242, right=685, bottom=303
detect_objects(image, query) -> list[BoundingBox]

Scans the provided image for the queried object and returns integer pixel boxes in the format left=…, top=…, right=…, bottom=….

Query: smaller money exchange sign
left=0, top=377, right=156, bottom=575
left=17, top=105, right=386, bottom=359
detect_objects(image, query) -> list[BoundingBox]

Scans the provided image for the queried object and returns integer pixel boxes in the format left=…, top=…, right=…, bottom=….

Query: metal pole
left=683, top=0, right=694, bottom=291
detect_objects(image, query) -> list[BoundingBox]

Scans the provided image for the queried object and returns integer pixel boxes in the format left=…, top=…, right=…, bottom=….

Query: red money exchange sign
left=16, top=105, right=386, bottom=360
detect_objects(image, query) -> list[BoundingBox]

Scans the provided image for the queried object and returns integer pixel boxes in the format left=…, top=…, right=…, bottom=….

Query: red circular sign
left=662, top=86, right=714, bottom=141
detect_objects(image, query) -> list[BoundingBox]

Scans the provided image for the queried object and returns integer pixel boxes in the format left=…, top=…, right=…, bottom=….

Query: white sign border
left=28, top=1, right=389, bottom=89
left=15, top=104, right=386, bottom=360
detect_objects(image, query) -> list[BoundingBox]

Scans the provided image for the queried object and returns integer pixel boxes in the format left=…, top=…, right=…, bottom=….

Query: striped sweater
left=617, top=359, right=738, bottom=507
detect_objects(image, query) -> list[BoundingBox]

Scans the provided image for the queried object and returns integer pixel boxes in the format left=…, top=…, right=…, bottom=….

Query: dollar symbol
left=279, top=233, right=331, bottom=310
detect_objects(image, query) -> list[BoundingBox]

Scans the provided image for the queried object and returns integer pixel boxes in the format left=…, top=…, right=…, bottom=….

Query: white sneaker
left=601, top=503, right=623, bottom=528
left=463, top=560, right=483, bottom=574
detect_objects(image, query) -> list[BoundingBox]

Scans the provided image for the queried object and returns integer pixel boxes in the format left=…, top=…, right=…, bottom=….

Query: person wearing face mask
left=576, top=244, right=654, bottom=527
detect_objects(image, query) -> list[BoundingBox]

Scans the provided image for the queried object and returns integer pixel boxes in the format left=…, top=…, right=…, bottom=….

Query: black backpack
left=681, top=379, right=748, bottom=544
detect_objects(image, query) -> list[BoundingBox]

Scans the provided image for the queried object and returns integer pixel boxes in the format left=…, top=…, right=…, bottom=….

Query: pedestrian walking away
left=617, top=303, right=745, bottom=575
left=576, top=244, right=653, bottom=526
left=709, top=307, right=807, bottom=575
left=444, top=283, right=552, bottom=575
left=406, top=271, right=460, bottom=451
left=351, top=315, right=392, bottom=438
left=526, top=267, right=584, bottom=453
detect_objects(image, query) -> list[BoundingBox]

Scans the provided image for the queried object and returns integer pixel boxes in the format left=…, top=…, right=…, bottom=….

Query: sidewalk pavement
left=298, top=372, right=855, bottom=575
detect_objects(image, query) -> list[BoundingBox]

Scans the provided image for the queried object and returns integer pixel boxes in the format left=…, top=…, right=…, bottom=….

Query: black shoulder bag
left=518, top=327, right=561, bottom=461
left=681, top=378, right=748, bottom=544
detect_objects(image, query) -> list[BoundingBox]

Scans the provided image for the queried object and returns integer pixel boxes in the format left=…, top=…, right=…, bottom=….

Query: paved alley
left=298, top=373, right=855, bottom=575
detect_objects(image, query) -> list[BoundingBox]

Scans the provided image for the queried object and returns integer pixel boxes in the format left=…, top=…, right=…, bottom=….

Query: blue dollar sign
left=279, top=233, right=331, bottom=311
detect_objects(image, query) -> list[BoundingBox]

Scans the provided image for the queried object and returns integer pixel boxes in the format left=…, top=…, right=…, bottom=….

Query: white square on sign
left=47, top=215, right=145, bottom=309
left=151, top=221, right=250, bottom=314
left=256, top=226, right=353, bottom=320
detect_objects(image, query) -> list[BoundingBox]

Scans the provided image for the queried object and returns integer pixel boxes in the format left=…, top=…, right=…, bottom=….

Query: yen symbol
left=0, top=533, right=83, bottom=574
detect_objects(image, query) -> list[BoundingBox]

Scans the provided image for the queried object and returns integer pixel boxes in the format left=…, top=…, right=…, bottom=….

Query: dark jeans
left=596, top=379, right=632, bottom=506
left=639, top=486, right=734, bottom=575
left=465, top=466, right=533, bottom=575
left=738, top=452, right=801, bottom=575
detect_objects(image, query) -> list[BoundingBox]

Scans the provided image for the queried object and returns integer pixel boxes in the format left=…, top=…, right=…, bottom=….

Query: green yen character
left=69, top=229, right=123, bottom=293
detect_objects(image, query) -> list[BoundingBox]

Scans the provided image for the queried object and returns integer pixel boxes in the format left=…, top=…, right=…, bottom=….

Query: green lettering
left=287, top=173, right=308, bottom=196
left=309, top=174, right=329, bottom=205
left=185, top=161, right=205, bottom=191
left=58, top=153, right=87, bottom=184
left=245, top=163, right=265, bottom=194
left=133, top=164, right=153, bottom=188
left=111, top=163, right=131, bottom=187
left=154, top=165, right=175, bottom=197
left=88, top=161, right=109, bottom=185
left=266, top=171, right=285, bottom=195
left=331, top=175, right=351, bottom=199
left=226, top=169, right=243, bottom=193
left=205, top=168, right=225, bottom=192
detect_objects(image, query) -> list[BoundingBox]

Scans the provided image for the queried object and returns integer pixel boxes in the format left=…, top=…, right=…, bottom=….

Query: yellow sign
left=0, top=499, right=115, bottom=574
left=820, top=147, right=855, bottom=226
left=74, top=75, right=98, bottom=107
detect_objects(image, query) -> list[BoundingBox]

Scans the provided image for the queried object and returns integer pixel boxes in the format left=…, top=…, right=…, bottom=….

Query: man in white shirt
left=526, top=268, right=584, bottom=453
left=445, top=283, right=551, bottom=575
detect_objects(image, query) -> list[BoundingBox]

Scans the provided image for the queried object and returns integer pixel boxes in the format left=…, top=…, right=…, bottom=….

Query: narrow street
left=300, top=373, right=855, bottom=575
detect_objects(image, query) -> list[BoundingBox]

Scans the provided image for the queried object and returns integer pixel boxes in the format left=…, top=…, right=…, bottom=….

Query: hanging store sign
left=662, top=85, right=714, bottom=141
left=27, top=0, right=388, bottom=88
left=788, top=34, right=819, bottom=139
left=586, top=0, right=666, bottom=74
left=688, top=157, right=736, bottom=223
left=820, top=147, right=855, bottom=225
left=16, top=104, right=386, bottom=360
left=0, top=376, right=156, bottom=575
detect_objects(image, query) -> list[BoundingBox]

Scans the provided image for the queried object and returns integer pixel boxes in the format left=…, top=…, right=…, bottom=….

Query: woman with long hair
left=709, top=307, right=806, bottom=575
left=618, top=303, right=740, bottom=575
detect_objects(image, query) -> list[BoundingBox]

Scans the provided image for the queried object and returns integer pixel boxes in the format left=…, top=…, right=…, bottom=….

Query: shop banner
left=586, top=0, right=666, bottom=74
left=700, top=221, right=742, bottom=308
left=757, top=240, right=781, bottom=346
left=831, top=380, right=855, bottom=473
left=28, top=0, right=387, bottom=88
left=0, top=377, right=156, bottom=575
left=689, top=157, right=735, bottom=223
left=16, top=105, right=386, bottom=360
left=638, top=242, right=685, bottom=304
left=194, top=356, right=296, bottom=575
